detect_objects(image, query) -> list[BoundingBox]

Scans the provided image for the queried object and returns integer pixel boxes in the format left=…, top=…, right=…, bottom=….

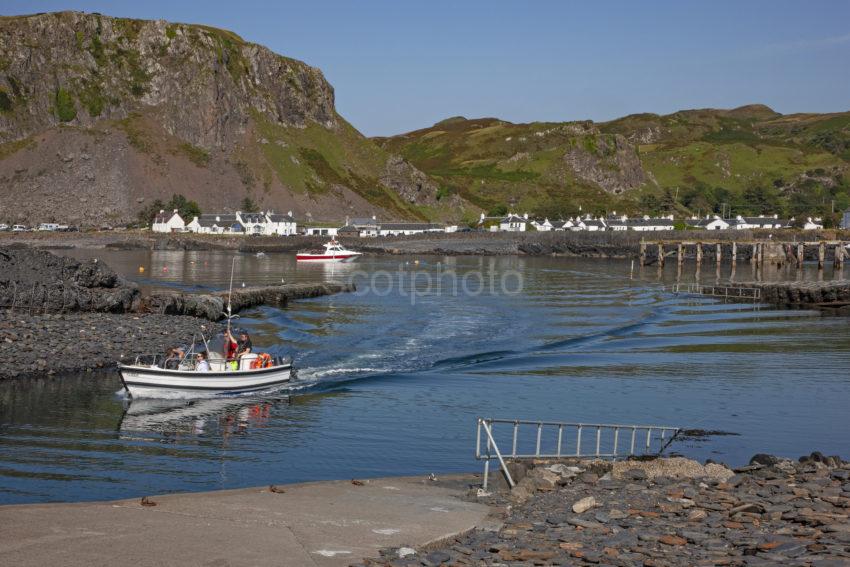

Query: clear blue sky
left=3, top=0, right=849, bottom=136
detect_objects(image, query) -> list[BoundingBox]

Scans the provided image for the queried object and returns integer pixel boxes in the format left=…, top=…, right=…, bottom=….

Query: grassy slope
left=376, top=117, right=622, bottom=222
left=377, top=106, right=850, bottom=222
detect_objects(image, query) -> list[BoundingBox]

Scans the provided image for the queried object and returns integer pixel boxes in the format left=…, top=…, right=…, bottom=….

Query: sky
left=3, top=0, right=849, bottom=136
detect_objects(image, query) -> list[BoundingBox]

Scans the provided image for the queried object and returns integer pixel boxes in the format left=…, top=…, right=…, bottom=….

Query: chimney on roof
left=524, top=213, right=528, bottom=219
left=287, top=210, right=292, bottom=217
left=215, top=216, right=220, bottom=222
left=159, top=209, right=164, bottom=214
left=173, top=209, right=178, bottom=213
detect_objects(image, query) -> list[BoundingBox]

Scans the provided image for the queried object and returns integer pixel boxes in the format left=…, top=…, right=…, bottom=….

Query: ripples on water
left=1, top=250, right=848, bottom=503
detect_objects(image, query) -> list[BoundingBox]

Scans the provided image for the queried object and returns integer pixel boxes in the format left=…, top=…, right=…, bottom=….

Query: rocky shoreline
left=8, top=229, right=844, bottom=258
left=0, top=245, right=351, bottom=380
left=356, top=453, right=850, bottom=566
left=0, top=310, right=220, bottom=380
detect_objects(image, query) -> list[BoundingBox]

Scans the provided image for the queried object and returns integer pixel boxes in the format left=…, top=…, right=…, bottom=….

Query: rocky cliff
left=0, top=12, right=450, bottom=226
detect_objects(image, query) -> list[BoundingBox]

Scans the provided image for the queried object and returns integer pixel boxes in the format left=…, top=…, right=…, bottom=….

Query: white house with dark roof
left=581, top=216, right=607, bottom=231
left=186, top=211, right=296, bottom=235
left=266, top=211, right=297, bottom=235
left=531, top=218, right=554, bottom=231
left=499, top=213, right=528, bottom=232
left=628, top=215, right=675, bottom=231
left=152, top=209, right=185, bottom=233
left=733, top=215, right=791, bottom=230
left=239, top=212, right=270, bottom=235
left=689, top=216, right=731, bottom=230
left=187, top=213, right=243, bottom=234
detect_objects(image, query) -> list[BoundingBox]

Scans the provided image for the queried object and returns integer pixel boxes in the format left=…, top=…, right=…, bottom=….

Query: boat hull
left=296, top=253, right=360, bottom=262
left=119, top=363, right=293, bottom=398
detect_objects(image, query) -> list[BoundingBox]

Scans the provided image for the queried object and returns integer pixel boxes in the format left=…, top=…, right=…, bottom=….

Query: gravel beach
left=356, top=454, right=850, bottom=566
left=0, top=310, right=219, bottom=380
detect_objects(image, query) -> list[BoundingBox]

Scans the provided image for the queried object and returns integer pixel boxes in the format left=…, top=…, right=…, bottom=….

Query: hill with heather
left=0, top=11, right=463, bottom=226
left=376, top=105, right=850, bottom=225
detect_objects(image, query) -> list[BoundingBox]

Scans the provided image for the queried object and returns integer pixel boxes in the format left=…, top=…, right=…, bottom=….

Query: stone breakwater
left=0, top=311, right=219, bottom=380
left=143, top=282, right=356, bottom=320
left=732, top=281, right=850, bottom=309
left=0, top=246, right=140, bottom=313
left=356, top=453, right=850, bottom=567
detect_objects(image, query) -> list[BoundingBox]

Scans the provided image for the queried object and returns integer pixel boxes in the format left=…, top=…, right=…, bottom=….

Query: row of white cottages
left=689, top=214, right=823, bottom=231
left=152, top=211, right=458, bottom=237
left=487, top=213, right=677, bottom=232
left=152, top=210, right=298, bottom=235
left=487, top=213, right=825, bottom=232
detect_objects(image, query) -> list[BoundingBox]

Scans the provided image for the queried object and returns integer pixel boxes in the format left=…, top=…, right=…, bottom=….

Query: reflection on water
left=1, top=250, right=849, bottom=504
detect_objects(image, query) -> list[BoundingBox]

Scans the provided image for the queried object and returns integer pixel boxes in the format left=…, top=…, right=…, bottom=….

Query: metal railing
left=475, top=418, right=680, bottom=489
left=667, top=283, right=762, bottom=301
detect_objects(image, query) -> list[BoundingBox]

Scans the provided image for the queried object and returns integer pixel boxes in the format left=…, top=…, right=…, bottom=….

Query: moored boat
left=296, top=240, right=361, bottom=262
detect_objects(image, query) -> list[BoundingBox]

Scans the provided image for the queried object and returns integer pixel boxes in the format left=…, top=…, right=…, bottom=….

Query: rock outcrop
left=563, top=133, right=645, bottom=195
left=0, top=246, right=139, bottom=312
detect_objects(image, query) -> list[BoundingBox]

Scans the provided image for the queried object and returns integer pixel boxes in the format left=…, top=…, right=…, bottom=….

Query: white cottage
left=531, top=218, right=554, bottom=231
left=304, top=226, right=339, bottom=237
left=267, top=211, right=297, bottom=235
left=188, top=213, right=243, bottom=234
left=499, top=213, right=528, bottom=232
left=152, top=210, right=185, bottom=233
left=690, top=216, right=730, bottom=230
left=803, top=217, right=824, bottom=230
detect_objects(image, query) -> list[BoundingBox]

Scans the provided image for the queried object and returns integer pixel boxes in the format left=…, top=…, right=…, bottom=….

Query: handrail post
left=556, top=425, right=563, bottom=457
left=482, top=421, right=515, bottom=488
left=595, top=426, right=601, bottom=456
left=576, top=425, right=583, bottom=456
left=535, top=422, right=542, bottom=456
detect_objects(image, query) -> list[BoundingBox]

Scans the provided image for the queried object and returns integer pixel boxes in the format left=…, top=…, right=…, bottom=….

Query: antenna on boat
left=227, top=256, right=236, bottom=333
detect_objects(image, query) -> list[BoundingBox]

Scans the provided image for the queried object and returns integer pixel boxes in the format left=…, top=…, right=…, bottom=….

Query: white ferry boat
left=296, top=240, right=361, bottom=262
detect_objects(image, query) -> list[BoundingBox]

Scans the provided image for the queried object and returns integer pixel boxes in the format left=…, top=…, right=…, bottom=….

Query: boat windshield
left=203, top=333, right=229, bottom=360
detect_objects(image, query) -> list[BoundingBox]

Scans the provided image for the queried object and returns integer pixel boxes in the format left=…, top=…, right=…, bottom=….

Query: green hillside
left=376, top=105, right=850, bottom=226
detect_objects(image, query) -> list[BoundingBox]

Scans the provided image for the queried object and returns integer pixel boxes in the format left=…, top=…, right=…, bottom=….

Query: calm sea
left=1, top=249, right=848, bottom=504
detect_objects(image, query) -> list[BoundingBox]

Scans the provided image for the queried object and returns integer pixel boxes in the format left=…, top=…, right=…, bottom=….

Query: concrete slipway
left=0, top=475, right=493, bottom=566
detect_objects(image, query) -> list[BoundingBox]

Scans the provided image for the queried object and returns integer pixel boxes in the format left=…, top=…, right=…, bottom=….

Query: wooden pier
left=639, top=239, right=848, bottom=271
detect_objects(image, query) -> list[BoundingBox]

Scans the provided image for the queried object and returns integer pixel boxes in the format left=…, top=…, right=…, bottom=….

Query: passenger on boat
left=195, top=351, right=210, bottom=372
left=236, top=332, right=253, bottom=357
left=224, top=330, right=239, bottom=361
left=163, top=347, right=185, bottom=369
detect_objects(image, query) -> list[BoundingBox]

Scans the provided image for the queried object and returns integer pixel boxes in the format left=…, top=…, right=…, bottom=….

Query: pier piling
left=639, top=241, right=646, bottom=267
left=818, top=242, right=826, bottom=270
left=657, top=243, right=665, bottom=267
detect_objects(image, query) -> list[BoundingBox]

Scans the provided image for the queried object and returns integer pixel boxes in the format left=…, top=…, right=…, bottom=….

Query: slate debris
left=0, top=310, right=220, bottom=380
left=353, top=454, right=850, bottom=566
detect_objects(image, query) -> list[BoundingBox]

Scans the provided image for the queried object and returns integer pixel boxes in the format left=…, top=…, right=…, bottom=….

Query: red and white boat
left=296, top=240, right=362, bottom=262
